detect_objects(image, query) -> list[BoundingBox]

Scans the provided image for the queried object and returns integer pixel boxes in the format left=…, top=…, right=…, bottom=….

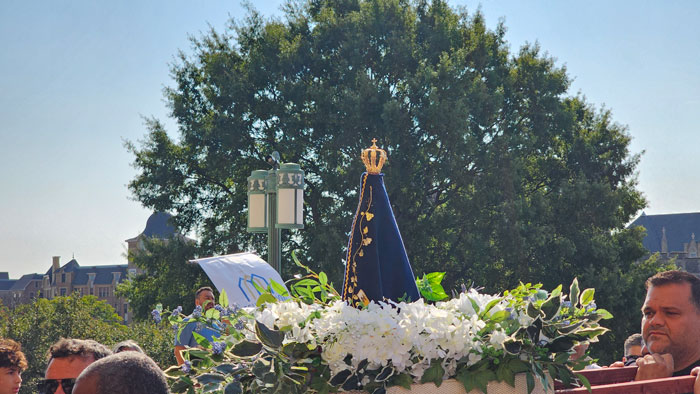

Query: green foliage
left=127, top=0, right=654, bottom=364
left=0, top=293, right=174, bottom=394
left=416, top=271, right=449, bottom=301
left=117, top=236, right=214, bottom=320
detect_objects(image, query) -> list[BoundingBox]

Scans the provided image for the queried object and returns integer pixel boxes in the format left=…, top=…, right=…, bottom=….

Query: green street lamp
left=247, top=153, right=304, bottom=273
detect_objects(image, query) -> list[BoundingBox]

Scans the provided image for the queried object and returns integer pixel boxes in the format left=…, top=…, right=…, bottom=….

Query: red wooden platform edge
left=555, top=375, right=695, bottom=394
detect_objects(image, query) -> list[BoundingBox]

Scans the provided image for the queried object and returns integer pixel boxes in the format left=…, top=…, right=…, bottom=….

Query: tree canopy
left=126, top=0, right=666, bottom=362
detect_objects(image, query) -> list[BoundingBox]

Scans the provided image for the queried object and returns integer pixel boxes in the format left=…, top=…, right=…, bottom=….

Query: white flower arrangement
left=160, top=262, right=611, bottom=394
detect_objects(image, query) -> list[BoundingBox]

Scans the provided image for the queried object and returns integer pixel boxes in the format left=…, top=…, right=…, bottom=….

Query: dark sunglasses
left=38, top=378, right=76, bottom=394
left=624, top=355, right=641, bottom=366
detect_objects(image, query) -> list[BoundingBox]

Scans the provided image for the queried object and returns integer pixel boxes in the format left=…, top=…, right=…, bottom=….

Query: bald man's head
left=73, top=352, right=169, bottom=394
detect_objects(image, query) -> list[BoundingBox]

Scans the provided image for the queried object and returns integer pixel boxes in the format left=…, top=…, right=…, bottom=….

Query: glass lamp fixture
left=276, top=163, right=304, bottom=229
left=247, top=170, right=268, bottom=233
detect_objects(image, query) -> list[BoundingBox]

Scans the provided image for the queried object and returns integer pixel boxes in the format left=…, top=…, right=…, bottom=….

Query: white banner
left=191, top=252, right=289, bottom=308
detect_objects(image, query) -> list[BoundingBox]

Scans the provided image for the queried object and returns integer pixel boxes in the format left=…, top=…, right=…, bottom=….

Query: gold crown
left=361, top=138, right=387, bottom=174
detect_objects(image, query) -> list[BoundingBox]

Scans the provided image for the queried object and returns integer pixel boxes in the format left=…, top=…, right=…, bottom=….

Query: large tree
left=127, top=0, right=665, bottom=362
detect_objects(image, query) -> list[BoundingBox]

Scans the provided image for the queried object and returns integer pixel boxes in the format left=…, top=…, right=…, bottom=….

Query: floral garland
left=155, top=258, right=610, bottom=393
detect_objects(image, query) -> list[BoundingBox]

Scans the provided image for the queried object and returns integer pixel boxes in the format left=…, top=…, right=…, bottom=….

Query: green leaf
left=526, top=302, right=540, bottom=319
left=255, top=320, right=285, bottom=348
left=496, top=362, right=515, bottom=387
left=456, top=369, right=477, bottom=392
left=197, top=373, right=226, bottom=384
left=329, top=369, right=352, bottom=386
left=504, top=340, right=522, bottom=355
left=482, top=298, right=501, bottom=315
left=425, top=272, right=446, bottom=284
left=219, top=289, right=229, bottom=308
left=319, top=272, right=328, bottom=287
left=256, top=293, right=278, bottom=307
left=214, top=363, right=245, bottom=375
left=540, top=294, right=561, bottom=321
left=389, top=373, right=413, bottom=389
left=375, top=366, right=394, bottom=382
left=547, top=336, right=575, bottom=353
left=594, top=308, right=614, bottom=319
left=576, top=327, right=609, bottom=338
left=205, top=307, right=220, bottom=320
left=282, top=342, right=311, bottom=359
left=468, top=297, right=481, bottom=314
left=507, top=358, right=530, bottom=374
left=192, top=332, right=211, bottom=348
left=292, top=279, right=319, bottom=287
left=526, top=372, right=535, bottom=394
left=171, top=377, right=194, bottom=392
left=550, top=284, right=562, bottom=298
left=489, top=309, right=510, bottom=323
left=186, top=349, right=210, bottom=359
left=252, top=280, right=268, bottom=295
left=473, top=369, right=496, bottom=393
left=231, top=340, right=263, bottom=357
left=224, top=382, right=243, bottom=394
left=558, top=320, right=584, bottom=334
left=569, top=279, right=580, bottom=308
left=269, top=279, right=289, bottom=297
left=580, top=288, right=595, bottom=306
left=420, top=360, right=444, bottom=386
left=575, top=373, right=592, bottom=391
left=251, top=359, right=270, bottom=378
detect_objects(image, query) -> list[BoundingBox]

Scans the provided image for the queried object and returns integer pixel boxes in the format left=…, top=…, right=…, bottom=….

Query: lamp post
left=247, top=153, right=304, bottom=273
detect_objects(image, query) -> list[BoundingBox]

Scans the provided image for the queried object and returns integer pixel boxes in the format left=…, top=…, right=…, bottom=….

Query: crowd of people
left=1, top=337, right=169, bottom=394
left=3, top=271, right=700, bottom=393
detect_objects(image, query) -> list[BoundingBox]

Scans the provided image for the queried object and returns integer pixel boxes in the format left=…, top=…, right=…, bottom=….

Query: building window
left=60, top=288, right=67, bottom=296
left=90, top=288, right=94, bottom=295
left=29, top=292, right=34, bottom=299
left=98, top=287, right=109, bottom=298
left=61, top=273, right=66, bottom=283
left=124, top=304, right=128, bottom=314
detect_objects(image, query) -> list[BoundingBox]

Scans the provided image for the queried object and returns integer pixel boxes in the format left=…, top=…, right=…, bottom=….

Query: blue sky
left=1, top=0, right=698, bottom=278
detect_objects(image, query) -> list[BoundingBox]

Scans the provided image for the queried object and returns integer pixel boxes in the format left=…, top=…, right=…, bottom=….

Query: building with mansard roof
left=628, top=212, right=700, bottom=275
left=0, top=212, right=178, bottom=322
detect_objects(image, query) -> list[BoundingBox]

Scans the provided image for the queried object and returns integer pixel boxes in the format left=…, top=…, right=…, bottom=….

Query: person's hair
left=0, top=339, right=28, bottom=371
left=646, top=270, right=700, bottom=310
left=111, top=340, right=144, bottom=354
left=47, top=338, right=112, bottom=362
left=195, top=286, right=213, bottom=299
left=77, top=352, right=169, bottom=394
left=623, top=333, right=643, bottom=356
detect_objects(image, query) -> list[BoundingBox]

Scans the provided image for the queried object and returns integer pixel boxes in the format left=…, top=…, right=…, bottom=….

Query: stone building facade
left=628, top=212, right=700, bottom=275
left=0, top=212, right=176, bottom=323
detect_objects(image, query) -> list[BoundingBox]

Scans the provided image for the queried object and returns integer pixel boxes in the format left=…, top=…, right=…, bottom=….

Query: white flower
left=489, top=330, right=508, bottom=349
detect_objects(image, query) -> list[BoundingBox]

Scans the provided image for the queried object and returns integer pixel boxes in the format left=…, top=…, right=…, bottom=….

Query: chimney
left=52, top=256, right=60, bottom=271
left=661, top=227, right=668, bottom=254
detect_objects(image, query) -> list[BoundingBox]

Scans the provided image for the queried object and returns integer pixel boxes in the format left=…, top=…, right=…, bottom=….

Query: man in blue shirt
left=174, top=287, right=221, bottom=365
